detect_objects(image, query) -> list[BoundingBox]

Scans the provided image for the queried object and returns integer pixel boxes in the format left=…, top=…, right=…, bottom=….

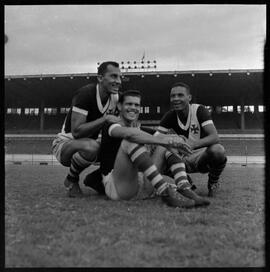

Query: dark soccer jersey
left=100, top=123, right=154, bottom=176
left=61, top=84, right=118, bottom=140
left=159, top=105, right=211, bottom=139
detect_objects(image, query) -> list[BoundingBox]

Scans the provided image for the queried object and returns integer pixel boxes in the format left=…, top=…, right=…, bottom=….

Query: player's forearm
left=192, top=134, right=219, bottom=149
left=125, top=129, right=168, bottom=146
left=72, top=116, right=106, bottom=139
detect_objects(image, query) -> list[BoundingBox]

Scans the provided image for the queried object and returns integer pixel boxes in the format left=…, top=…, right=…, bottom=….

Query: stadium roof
left=5, top=69, right=263, bottom=107
left=5, top=69, right=263, bottom=79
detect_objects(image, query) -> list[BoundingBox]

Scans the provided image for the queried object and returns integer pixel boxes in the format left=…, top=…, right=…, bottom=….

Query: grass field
left=5, top=164, right=264, bottom=267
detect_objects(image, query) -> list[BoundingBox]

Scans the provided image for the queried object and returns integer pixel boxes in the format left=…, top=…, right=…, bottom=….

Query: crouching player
left=152, top=82, right=227, bottom=197
left=99, top=90, right=210, bottom=207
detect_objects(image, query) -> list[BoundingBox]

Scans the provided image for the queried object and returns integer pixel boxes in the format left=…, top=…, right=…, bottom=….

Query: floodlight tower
left=119, top=60, right=157, bottom=73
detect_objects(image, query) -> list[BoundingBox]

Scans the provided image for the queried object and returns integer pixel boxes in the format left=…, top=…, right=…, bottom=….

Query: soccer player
left=52, top=61, right=121, bottom=197
left=152, top=82, right=227, bottom=197
left=99, top=90, right=210, bottom=207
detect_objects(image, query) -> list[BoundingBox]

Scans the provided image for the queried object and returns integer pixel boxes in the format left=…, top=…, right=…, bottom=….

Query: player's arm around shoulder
left=71, top=111, right=106, bottom=139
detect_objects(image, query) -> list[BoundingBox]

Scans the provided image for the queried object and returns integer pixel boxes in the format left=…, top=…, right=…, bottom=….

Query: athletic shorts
left=182, top=147, right=207, bottom=173
left=102, top=171, right=155, bottom=201
left=52, top=133, right=73, bottom=165
left=52, top=132, right=101, bottom=165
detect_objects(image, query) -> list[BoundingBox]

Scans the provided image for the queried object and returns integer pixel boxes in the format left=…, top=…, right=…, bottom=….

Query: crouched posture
left=99, top=90, right=210, bottom=207
left=153, top=82, right=227, bottom=197
left=51, top=61, right=121, bottom=197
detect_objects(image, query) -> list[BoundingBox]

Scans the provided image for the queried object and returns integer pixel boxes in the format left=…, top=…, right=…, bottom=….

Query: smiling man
left=52, top=61, right=121, bottom=197
left=98, top=90, right=210, bottom=207
left=152, top=82, right=227, bottom=197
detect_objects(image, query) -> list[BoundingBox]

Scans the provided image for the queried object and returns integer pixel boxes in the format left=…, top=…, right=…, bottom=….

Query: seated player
left=99, top=90, right=210, bottom=207
left=152, top=82, right=227, bottom=197
left=52, top=61, right=121, bottom=197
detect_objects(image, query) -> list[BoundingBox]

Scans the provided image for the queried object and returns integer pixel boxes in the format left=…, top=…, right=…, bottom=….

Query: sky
left=4, top=4, right=266, bottom=76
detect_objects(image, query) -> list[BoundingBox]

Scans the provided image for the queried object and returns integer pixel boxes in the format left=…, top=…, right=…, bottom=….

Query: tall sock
left=208, top=157, right=227, bottom=183
left=165, top=150, right=191, bottom=190
left=127, top=143, right=168, bottom=195
left=68, top=152, right=93, bottom=182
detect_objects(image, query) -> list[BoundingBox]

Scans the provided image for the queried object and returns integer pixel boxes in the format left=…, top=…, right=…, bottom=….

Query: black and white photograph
left=4, top=4, right=266, bottom=267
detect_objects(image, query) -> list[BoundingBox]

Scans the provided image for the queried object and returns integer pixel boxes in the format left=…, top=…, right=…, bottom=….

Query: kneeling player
left=99, top=90, right=210, bottom=207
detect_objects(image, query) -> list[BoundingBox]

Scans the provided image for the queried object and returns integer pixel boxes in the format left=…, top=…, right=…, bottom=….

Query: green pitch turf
left=5, top=164, right=264, bottom=267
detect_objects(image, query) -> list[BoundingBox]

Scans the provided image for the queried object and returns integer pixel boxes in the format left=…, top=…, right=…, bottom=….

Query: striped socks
left=67, top=152, right=93, bottom=182
left=165, top=150, right=191, bottom=190
left=127, top=143, right=168, bottom=195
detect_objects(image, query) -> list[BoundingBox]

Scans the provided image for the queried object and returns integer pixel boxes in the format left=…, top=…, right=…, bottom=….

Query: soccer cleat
left=177, top=187, right=210, bottom=207
left=83, top=168, right=105, bottom=195
left=162, top=185, right=196, bottom=208
left=64, top=176, right=83, bottom=198
left=208, top=180, right=221, bottom=197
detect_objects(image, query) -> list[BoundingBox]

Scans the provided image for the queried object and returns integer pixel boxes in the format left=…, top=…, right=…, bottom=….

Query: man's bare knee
left=79, top=139, right=100, bottom=160
left=206, top=144, right=226, bottom=163
left=60, top=138, right=99, bottom=165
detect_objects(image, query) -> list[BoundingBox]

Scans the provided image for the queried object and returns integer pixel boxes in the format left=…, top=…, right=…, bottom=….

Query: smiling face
left=170, top=86, right=192, bottom=112
left=98, top=64, right=122, bottom=95
left=118, top=95, right=141, bottom=125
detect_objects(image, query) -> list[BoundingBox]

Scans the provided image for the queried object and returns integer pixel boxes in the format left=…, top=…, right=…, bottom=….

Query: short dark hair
left=171, top=82, right=191, bottom=94
left=119, top=90, right=141, bottom=104
left=97, top=61, right=119, bottom=75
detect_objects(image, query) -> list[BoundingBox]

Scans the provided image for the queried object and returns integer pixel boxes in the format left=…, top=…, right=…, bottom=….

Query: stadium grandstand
left=5, top=69, right=264, bottom=164
left=5, top=69, right=263, bottom=133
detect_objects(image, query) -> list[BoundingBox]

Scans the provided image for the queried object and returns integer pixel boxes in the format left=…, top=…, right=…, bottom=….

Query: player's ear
left=97, top=74, right=103, bottom=83
left=188, top=94, right=192, bottom=102
left=117, top=102, right=122, bottom=112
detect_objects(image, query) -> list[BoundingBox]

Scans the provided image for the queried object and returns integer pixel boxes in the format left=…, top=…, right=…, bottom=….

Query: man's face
left=170, top=86, right=191, bottom=111
left=98, top=64, right=122, bottom=94
left=119, top=96, right=141, bottom=123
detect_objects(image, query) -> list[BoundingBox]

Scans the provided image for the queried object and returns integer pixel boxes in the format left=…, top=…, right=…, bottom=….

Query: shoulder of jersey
left=78, top=83, right=96, bottom=93
left=75, top=84, right=96, bottom=98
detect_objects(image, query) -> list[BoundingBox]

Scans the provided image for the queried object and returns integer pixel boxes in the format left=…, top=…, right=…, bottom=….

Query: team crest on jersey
left=107, top=109, right=114, bottom=114
left=190, top=124, right=199, bottom=134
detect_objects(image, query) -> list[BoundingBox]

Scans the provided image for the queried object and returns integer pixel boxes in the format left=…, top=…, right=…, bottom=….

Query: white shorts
left=183, top=147, right=207, bottom=173
left=102, top=171, right=155, bottom=201
left=52, top=133, right=73, bottom=164
left=52, top=132, right=102, bottom=166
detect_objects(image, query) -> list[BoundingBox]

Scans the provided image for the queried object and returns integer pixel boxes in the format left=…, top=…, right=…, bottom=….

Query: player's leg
left=165, top=150, right=210, bottom=206
left=151, top=145, right=167, bottom=172
left=60, top=138, right=100, bottom=197
left=195, top=144, right=227, bottom=197
left=112, top=140, right=195, bottom=207
left=152, top=143, right=195, bottom=189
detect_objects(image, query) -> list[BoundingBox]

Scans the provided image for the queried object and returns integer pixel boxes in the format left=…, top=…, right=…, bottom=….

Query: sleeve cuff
left=201, top=120, right=213, bottom=127
left=108, top=123, right=121, bottom=136
left=72, top=106, right=88, bottom=116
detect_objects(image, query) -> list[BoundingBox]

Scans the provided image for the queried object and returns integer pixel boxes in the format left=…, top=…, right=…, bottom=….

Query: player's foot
left=208, top=179, right=221, bottom=197
left=83, top=168, right=105, bottom=195
left=64, top=175, right=83, bottom=197
left=162, top=185, right=195, bottom=208
left=187, top=175, right=197, bottom=191
left=177, top=187, right=210, bottom=207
